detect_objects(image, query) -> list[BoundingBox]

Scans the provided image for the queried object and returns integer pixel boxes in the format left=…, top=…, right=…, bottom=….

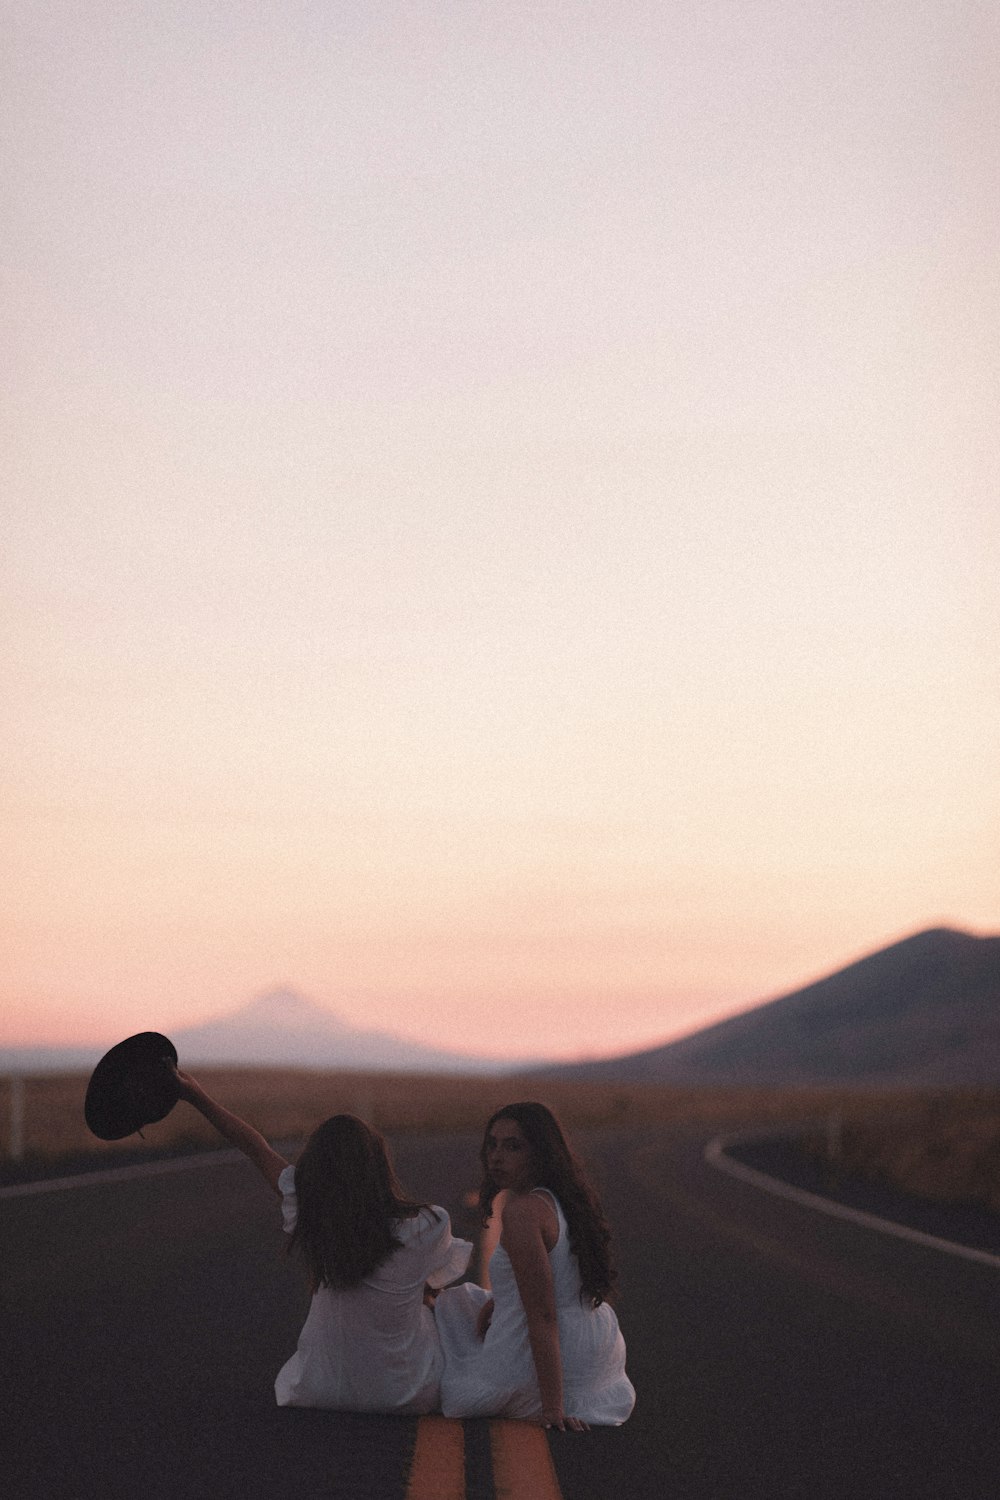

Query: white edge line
left=0, top=1148, right=244, bottom=1199
left=704, top=1132, right=1000, bottom=1271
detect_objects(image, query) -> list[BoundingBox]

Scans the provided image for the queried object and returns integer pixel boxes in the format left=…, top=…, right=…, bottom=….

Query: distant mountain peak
left=890, top=925, right=970, bottom=953
left=162, top=984, right=515, bottom=1074
left=538, top=925, right=1000, bottom=1088
left=233, top=986, right=350, bottom=1033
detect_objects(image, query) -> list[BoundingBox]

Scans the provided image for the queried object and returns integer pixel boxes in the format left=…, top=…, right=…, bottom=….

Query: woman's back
left=275, top=1164, right=471, bottom=1413
left=436, top=1188, right=635, bottom=1424
left=489, top=1188, right=581, bottom=1309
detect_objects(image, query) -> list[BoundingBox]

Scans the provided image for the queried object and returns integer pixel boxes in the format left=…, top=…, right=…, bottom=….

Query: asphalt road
left=3, top=1126, right=999, bottom=1499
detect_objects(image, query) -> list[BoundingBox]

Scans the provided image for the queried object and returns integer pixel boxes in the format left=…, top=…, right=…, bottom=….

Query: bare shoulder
left=501, top=1189, right=558, bottom=1249
left=501, top=1190, right=545, bottom=1225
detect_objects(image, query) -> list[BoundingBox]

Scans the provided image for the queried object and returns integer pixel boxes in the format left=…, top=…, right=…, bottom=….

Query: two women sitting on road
left=172, top=1071, right=635, bottom=1430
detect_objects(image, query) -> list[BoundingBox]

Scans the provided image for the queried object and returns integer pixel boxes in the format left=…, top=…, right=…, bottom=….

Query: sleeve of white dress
left=423, top=1208, right=473, bottom=1289
left=278, top=1164, right=298, bottom=1234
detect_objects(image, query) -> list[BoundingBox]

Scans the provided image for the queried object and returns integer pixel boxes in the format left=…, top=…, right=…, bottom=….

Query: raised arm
left=501, top=1194, right=588, bottom=1432
left=172, top=1067, right=289, bottom=1195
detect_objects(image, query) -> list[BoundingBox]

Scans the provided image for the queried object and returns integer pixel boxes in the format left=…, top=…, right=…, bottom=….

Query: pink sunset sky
left=5, top=1, right=998, bottom=1064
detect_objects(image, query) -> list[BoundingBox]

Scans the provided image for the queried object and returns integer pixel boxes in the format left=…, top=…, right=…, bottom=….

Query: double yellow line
left=405, top=1416, right=564, bottom=1500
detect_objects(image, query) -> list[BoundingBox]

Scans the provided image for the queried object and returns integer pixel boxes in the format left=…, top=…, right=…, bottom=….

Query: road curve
left=2, top=1126, right=998, bottom=1499
left=704, top=1130, right=1000, bottom=1270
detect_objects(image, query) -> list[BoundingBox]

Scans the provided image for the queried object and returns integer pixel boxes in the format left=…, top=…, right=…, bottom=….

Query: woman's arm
left=469, top=1190, right=507, bottom=1337
left=501, top=1194, right=589, bottom=1432
left=471, top=1188, right=507, bottom=1289
left=173, top=1068, right=289, bottom=1195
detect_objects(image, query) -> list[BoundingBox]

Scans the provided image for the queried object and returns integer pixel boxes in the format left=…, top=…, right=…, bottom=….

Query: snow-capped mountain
left=169, top=986, right=513, bottom=1073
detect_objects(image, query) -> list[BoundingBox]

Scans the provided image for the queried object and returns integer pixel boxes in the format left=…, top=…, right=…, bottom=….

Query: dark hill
left=542, top=927, right=1000, bottom=1086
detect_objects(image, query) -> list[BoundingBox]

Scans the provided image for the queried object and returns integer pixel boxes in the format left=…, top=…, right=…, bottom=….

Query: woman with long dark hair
left=172, top=1069, right=471, bottom=1413
left=434, top=1102, right=635, bottom=1429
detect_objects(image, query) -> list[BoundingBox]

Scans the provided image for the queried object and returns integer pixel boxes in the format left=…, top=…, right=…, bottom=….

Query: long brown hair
left=479, top=1102, right=617, bottom=1307
left=287, top=1114, right=434, bottom=1290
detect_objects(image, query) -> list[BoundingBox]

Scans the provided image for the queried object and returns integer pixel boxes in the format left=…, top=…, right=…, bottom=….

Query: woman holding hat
left=171, top=1068, right=471, bottom=1414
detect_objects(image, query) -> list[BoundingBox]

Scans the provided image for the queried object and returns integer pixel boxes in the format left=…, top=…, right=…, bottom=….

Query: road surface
left=3, top=1126, right=999, bottom=1498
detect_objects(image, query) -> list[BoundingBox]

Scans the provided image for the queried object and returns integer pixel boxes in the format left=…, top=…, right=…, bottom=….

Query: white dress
left=274, top=1164, right=472, bottom=1414
left=434, top=1188, right=635, bottom=1425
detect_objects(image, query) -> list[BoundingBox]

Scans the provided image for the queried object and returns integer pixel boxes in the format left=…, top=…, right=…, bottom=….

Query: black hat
left=84, top=1032, right=181, bottom=1141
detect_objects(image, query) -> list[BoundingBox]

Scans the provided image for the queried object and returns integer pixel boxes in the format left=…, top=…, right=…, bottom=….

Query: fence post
left=9, top=1075, right=25, bottom=1163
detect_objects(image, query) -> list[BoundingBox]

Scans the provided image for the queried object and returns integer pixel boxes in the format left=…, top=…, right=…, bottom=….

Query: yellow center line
left=404, top=1416, right=466, bottom=1500
left=489, top=1420, right=565, bottom=1500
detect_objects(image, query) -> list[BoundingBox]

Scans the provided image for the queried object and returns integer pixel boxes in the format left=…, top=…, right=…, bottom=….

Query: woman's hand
left=539, top=1408, right=589, bottom=1433
left=163, top=1065, right=288, bottom=1192
left=475, top=1296, right=495, bottom=1340
left=169, top=1064, right=200, bottom=1104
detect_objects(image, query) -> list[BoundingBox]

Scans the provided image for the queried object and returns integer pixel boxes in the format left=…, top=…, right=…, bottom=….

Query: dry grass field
left=797, top=1087, right=1000, bottom=1215
left=0, top=1066, right=852, bottom=1163
left=3, top=1069, right=999, bottom=1214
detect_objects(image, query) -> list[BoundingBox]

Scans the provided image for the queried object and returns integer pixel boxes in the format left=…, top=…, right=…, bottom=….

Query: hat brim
left=84, top=1032, right=180, bottom=1141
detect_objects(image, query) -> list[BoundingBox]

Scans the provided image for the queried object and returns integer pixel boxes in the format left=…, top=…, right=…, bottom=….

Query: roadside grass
left=0, top=1067, right=849, bottom=1162
left=796, top=1087, right=1000, bottom=1216
left=2, top=1070, right=999, bottom=1215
